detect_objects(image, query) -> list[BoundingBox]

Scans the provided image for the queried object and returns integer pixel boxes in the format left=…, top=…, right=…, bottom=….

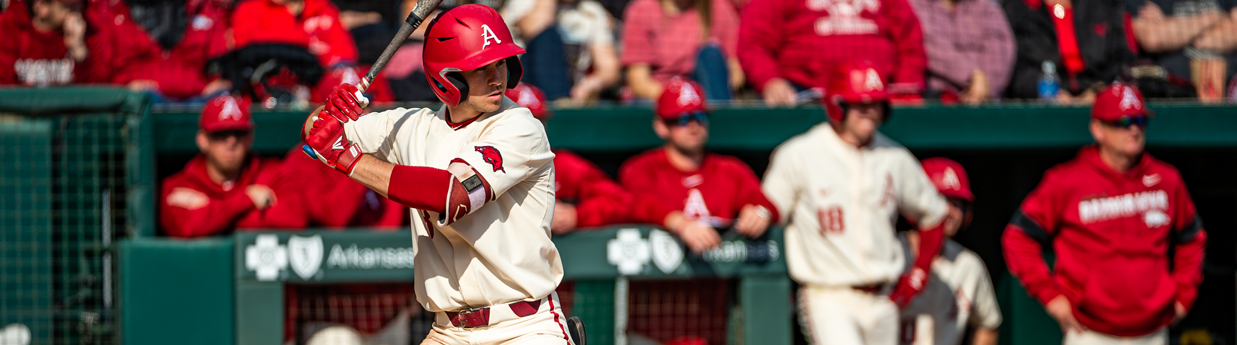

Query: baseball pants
left=1063, top=328, right=1166, bottom=345
left=798, top=285, right=899, bottom=345
left=422, top=293, right=575, bottom=345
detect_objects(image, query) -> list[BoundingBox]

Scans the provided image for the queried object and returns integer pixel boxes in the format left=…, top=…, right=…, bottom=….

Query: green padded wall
left=119, top=238, right=234, bottom=345
left=0, top=120, right=55, bottom=344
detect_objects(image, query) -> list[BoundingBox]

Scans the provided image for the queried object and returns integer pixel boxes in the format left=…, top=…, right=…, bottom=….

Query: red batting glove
left=889, top=266, right=928, bottom=308
left=305, top=114, right=363, bottom=176
left=322, top=84, right=369, bottom=123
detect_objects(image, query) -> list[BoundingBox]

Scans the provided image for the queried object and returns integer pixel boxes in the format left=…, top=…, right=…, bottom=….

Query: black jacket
left=1002, top=0, right=1137, bottom=98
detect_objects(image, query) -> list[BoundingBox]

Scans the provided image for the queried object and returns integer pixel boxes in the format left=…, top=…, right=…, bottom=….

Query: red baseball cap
left=505, top=82, right=550, bottom=120
left=1092, top=82, right=1154, bottom=122
left=655, top=77, right=708, bottom=121
left=921, top=157, right=973, bottom=202
left=200, top=94, right=254, bottom=133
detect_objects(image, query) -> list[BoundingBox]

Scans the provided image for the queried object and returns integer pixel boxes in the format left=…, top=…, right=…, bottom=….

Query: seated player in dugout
left=300, top=5, right=580, bottom=344
left=898, top=158, right=1001, bottom=345
left=281, top=144, right=406, bottom=229
left=506, top=82, right=634, bottom=234
left=619, top=77, right=779, bottom=254
left=161, top=94, right=308, bottom=238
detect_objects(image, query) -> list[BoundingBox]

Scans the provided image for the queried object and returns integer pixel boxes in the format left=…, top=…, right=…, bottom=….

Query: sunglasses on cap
left=663, top=111, right=710, bottom=127
left=1103, top=116, right=1148, bottom=129
left=207, top=129, right=253, bottom=140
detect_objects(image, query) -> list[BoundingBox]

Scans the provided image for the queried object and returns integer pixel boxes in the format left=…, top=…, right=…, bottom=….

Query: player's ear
left=1089, top=119, right=1104, bottom=143
left=196, top=130, right=209, bottom=153
left=653, top=119, right=669, bottom=139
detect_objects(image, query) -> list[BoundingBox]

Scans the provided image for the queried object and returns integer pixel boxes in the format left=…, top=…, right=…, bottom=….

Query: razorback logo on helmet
left=475, top=146, right=505, bottom=173
left=1118, top=86, right=1141, bottom=111
left=677, top=82, right=701, bottom=107
left=517, top=87, right=540, bottom=108
left=481, top=24, right=502, bottom=49
left=863, top=69, right=884, bottom=92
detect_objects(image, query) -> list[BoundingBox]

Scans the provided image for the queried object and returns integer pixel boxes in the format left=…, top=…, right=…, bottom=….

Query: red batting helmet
left=1092, top=82, right=1154, bottom=122
left=423, top=4, right=525, bottom=106
left=656, top=77, right=709, bottom=121
left=823, top=61, right=890, bottom=124
left=921, top=158, right=972, bottom=202
left=505, top=83, right=549, bottom=120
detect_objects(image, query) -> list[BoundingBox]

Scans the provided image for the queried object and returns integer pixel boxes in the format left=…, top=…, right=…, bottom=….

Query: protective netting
left=1, top=114, right=130, bottom=345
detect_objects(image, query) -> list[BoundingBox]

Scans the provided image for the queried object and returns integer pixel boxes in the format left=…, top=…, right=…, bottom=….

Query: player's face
left=841, top=102, right=884, bottom=142
left=198, top=129, right=253, bottom=175
left=1092, top=117, right=1146, bottom=158
left=942, top=198, right=968, bottom=237
left=35, top=0, right=75, bottom=27
left=459, top=59, right=510, bottom=115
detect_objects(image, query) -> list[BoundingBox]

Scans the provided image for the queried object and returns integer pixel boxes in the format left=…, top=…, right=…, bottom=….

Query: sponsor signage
left=236, top=231, right=416, bottom=283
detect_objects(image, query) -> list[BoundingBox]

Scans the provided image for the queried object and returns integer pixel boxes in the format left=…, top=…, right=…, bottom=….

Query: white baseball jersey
left=762, top=124, right=948, bottom=287
left=897, top=237, right=1002, bottom=345
left=344, top=98, right=563, bottom=313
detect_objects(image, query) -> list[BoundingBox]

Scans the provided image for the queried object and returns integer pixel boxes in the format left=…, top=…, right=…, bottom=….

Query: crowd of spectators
left=3, top=0, right=1236, bottom=104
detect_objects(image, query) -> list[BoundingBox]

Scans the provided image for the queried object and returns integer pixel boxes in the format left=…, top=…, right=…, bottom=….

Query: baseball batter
left=300, top=5, right=573, bottom=344
left=897, top=158, right=1001, bottom=345
left=762, top=61, right=949, bottom=345
left=1003, top=83, right=1206, bottom=345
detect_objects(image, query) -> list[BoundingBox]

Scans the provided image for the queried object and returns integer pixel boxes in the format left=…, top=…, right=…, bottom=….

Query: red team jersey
left=160, top=155, right=308, bottom=237
left=230, top=0, right=358, bottom=68
left=1003, top=146, right=1206, bottom=336
left=620, top=149, right=779, bottom=227
left=554, top=150, right=633, bottom=228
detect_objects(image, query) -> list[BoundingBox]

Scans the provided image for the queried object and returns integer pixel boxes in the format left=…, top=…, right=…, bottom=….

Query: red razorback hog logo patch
left=475, top=146, right=505, bottom=173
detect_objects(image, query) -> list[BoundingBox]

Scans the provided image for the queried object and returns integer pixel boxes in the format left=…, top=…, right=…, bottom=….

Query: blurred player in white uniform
left=897, top=158, right=1001, bottom=345
left=301, top=5, right=575, bottom=344
left=762, top=61, right=949, bottom=345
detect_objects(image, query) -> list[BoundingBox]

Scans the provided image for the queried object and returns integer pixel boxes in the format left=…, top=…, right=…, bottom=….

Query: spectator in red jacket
left=738, top=0, right=927, bottom=106
left=231, top=0, right=357, bottom=69
left=506, top=83, right=633, bottom=233
left=619, top=78, right=779, bottom=253
left=1003, top=83, right=1206, bottom=343
left=621, top=0, right=743, bottom=101
left=0, top=0, right=112, bottom=86
left=160, top=94, right=308, bottom=238
left=99, top=0, right=232, bottom=102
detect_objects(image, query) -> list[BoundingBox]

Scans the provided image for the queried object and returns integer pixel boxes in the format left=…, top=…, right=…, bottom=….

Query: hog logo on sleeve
left=475, top=146, right=506, bottom=173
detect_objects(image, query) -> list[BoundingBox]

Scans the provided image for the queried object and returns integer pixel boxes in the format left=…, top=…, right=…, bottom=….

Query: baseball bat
left=303, top=0, right=444, bottom=159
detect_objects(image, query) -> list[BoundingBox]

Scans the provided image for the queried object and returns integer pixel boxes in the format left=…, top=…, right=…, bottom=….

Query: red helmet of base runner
left=505, top=82, right=549, bottom=120
left=921, top=157, right=973, bottom=202
left=655, top=77, right=709, bottom=121
left=823, top=60, right=891, bottom=124
left=423, top=4, right=525, bottom=106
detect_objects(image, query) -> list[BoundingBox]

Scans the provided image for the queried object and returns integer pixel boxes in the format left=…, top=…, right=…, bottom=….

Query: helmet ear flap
left=505, top=56, right=523, bottom=88
left=444, top=72, right=469, bottom=106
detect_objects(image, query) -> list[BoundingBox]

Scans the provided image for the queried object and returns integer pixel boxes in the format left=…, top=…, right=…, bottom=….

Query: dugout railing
left=3, top=88, right=1235, bottom=344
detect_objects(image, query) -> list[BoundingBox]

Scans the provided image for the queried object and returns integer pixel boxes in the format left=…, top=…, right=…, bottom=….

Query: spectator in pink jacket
left=621, top=0, right=743, bottom=101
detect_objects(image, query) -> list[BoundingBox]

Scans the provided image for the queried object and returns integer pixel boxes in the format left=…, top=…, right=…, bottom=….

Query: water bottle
left=1038, top=61, right=1060, bottom=102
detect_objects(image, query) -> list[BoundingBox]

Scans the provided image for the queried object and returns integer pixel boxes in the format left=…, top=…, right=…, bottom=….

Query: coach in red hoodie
left=737, top=0, right=927, bottom=106
left=1003, top=83, right=1206, bottom=344
left=160, top=94, right=308, bottom=238
left=0, top=0, right=111, bottom=86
